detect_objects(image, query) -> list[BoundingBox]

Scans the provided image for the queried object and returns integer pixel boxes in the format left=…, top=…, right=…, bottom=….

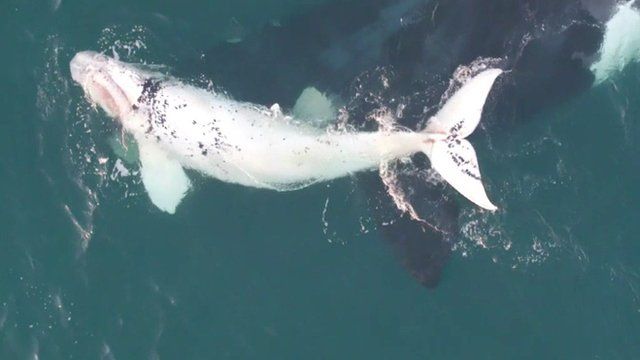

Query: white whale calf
left=70, top=51, right=501, bottom=213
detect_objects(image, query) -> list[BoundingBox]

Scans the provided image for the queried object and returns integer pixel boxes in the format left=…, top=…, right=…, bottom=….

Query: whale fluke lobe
left=426, top=69, right=504, bottom=138
left=422, top=69, right=502, bottom=211
left=427, top=139, right=496, bottom=211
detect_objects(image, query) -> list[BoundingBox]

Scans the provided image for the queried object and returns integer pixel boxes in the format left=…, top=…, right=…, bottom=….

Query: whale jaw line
left=70, top=51, right=139, bottom=119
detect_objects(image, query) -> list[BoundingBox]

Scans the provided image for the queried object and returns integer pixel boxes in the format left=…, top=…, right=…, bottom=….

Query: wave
left=591, top=1, right=640, bottom=83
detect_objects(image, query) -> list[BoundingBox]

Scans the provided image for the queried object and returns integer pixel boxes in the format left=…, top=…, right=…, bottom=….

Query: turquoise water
left=2, top=0, right=640, bottom=358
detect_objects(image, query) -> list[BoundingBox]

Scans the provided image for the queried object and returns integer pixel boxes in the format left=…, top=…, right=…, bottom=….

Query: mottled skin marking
left=130, top=78, right=234, bottom=163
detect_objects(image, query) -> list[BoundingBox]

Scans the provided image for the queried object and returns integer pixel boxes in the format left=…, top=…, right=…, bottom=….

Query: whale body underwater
left=70, top=51, right=501, bottom=213
left=191, top=0, right=640, bottom=287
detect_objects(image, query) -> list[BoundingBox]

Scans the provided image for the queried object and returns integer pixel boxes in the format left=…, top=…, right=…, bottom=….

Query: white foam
left=591, top=1, right=640, bottom=83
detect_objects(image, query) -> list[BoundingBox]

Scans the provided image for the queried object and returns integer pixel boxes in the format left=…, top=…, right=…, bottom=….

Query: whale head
left=70, top=51, right=148, bottom=119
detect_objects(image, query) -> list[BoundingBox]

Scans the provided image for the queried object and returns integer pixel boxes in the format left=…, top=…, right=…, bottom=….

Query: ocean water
left=2, top=0, right=640, bottom=359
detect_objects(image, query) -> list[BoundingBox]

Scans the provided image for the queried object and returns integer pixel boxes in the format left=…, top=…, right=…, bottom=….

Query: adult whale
left=192, top=0, right=639, bottom=287
left=70, top=51, right=502, bottom=214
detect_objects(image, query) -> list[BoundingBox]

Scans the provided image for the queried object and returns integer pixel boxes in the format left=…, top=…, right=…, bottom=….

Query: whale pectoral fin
left=292, top=86, right=336, bottom=125
left=107, top=132, right=139, bottom=165
left=137, top=139, right=191, bottom=214
left=427, top=139, right=497, bottom=211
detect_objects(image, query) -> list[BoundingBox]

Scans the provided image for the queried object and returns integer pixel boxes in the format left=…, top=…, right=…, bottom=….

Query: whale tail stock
left=419, top=68, right=503, bottom=211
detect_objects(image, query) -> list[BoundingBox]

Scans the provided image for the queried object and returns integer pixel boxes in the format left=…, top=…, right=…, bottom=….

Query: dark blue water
left=2, top=0, right=640, bottom=358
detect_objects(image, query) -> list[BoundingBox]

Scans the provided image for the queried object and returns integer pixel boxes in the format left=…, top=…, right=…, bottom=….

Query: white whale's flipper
left=108, top=132, right=139, bottom=165
left=138, top=139, right=192, bottom=214
left=423, top=68, right=502, bottom=211
left=292, top=87, right=337, bottom=126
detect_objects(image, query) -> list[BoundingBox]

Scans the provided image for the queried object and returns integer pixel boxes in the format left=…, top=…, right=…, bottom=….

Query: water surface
left=1, top=0, right=640, bottom=358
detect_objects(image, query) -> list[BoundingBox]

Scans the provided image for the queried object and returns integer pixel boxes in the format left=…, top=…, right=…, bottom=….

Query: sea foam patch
left=591, top=1, right=640, bottom=83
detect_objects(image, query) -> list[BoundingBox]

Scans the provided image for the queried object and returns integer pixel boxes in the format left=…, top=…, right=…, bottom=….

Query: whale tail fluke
left=421, top=68, right=502, bottom=211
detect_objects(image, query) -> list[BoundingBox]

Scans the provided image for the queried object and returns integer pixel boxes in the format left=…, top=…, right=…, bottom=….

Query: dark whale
left=186, top=0, right=616, bottom=287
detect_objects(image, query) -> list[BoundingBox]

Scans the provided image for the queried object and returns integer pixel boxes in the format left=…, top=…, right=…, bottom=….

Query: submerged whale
left=70, top=51, right=502, bottom=214
left=192, top=0, right=640, bottom=287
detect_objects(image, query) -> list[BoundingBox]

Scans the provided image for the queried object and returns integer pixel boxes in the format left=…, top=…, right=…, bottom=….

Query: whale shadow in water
left=188, top=0, right=607, bottom=287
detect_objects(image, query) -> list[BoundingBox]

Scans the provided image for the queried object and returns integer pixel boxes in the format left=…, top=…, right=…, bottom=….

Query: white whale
left=70, top=51, right=501, bottom=214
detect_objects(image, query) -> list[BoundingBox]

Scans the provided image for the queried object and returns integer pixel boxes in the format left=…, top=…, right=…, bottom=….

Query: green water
left=2, top=0, right=640, bottom=358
